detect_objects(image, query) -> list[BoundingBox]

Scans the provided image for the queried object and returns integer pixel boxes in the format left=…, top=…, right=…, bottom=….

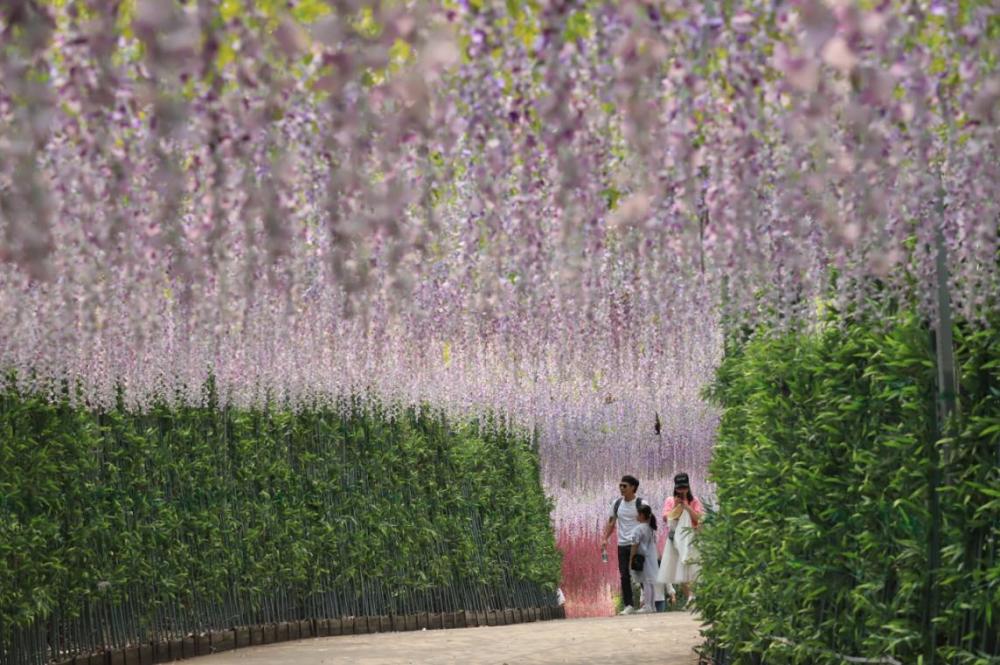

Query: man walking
left=601, top=474, right=644, bottom=615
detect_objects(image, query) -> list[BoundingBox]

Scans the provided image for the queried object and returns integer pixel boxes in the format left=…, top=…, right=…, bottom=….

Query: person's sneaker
left=635, top=607, right=654, bottom=614
left=619, top=605, right=636, bottom=615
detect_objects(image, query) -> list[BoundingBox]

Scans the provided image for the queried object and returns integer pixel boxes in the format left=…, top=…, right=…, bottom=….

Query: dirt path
left=187, top=612, right=702, bottom=665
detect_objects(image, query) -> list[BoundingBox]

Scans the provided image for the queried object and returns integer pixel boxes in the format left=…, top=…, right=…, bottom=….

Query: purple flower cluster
left=0, top=1, right=996, bottom=521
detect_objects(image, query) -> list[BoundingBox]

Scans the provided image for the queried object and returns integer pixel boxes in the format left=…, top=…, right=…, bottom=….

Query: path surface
left=188, top=612, right=702, bottom=665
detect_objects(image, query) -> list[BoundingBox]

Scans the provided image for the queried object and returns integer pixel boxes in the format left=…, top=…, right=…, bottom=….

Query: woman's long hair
left=638, top=503, right=658, bottom=531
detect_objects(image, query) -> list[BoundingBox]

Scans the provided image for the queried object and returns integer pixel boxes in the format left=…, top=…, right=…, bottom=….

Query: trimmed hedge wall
left=698, top=311, right=999, bottom=664
left=0, top=390, right=561, bottom=665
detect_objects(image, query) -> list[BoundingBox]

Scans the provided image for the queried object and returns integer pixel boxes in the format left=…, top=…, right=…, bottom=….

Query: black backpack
left=613, top=496, right=644, bottom=517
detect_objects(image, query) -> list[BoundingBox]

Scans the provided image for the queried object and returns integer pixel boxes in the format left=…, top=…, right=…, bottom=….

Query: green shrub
left=0, top=391, right=560, bottom=663
left=698, top=311, right=999, bottom=664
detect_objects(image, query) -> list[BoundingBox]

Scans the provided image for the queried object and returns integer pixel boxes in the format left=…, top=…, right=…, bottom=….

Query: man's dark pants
left=617, top=545, right=634, bottom=609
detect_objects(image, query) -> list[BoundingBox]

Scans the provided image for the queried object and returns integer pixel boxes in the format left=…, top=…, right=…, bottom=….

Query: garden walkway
left=187, top=612, right=701, bottom=665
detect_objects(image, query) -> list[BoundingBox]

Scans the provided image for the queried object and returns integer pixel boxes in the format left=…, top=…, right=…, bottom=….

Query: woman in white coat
left=657, top=472, right=704, bottom=605
left=628, top=503, right=660, bottom=614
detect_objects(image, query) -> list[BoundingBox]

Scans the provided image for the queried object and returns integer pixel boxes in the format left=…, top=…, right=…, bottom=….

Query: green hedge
left=0, top=389, right=560, bottom=664
left=698, top=311, right=999, bottom=664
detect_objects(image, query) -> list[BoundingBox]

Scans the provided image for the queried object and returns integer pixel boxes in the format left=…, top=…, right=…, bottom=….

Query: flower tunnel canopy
left=0, top=0, right=996, bottom=489
left=1, top=2, right=998, bottom=658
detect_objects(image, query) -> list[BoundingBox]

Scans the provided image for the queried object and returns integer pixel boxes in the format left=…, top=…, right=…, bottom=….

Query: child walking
left=628, top=503, right=660, bottom=613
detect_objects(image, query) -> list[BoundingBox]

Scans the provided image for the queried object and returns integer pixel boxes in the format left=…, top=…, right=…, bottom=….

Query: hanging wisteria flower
left=0, top=0, right=996, bottom=518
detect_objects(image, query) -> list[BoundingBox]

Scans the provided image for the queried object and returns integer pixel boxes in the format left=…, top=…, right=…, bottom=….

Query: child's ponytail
left=638, top=503, right=657, bottom=531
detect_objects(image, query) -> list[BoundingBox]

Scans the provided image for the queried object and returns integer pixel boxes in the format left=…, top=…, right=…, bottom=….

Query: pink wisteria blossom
left=0, top=1, right=996, bottom=562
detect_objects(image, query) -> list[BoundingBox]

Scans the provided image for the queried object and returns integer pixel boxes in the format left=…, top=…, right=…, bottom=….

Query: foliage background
left=0, top=390, right=561, bottom=663
left=697, top=310, right=1000, bottom=664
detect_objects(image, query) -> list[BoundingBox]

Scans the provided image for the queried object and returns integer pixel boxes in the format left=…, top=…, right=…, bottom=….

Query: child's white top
left=630, top=523, right=660, bottom=583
